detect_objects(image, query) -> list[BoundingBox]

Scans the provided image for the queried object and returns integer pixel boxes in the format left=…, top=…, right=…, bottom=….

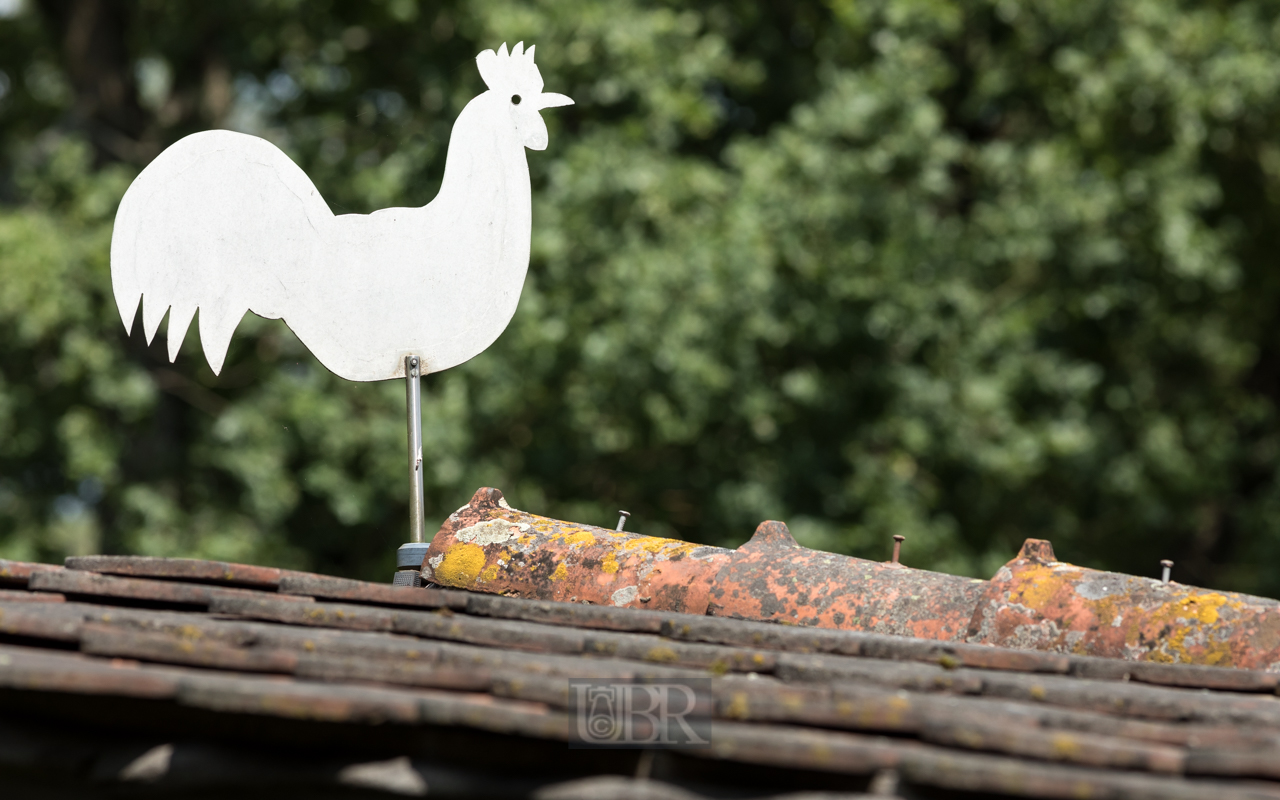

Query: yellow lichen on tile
left=645, top=646, right=678, bottom=663
left=561, top=531, right=595, bottom=548
left=615, top=536, right=701, bottom=558
left=1051, top=734, right=1080, bottom=759
left=1175, top=592, right=1236, bottom=626
left=1009, top=563, right=1081, bottom=610
left=435, top=543, right=487, bottom=586
left=1137, top=590, right=1243, bottom=665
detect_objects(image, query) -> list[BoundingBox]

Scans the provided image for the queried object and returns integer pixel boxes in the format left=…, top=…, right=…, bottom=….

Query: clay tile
left=738, top=520, right=799, bottom=554
left=469, top=487, right=505, bottom=510
left=1018, top=538, right=1056, bottom=563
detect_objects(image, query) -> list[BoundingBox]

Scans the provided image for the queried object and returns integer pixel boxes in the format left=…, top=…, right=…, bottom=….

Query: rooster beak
left=537, top=93, right=574, bottom=109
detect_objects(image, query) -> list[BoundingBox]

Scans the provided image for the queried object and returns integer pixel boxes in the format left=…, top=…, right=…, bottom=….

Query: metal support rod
left=406, top=355, right=425, bottom=544
left=1161, top=559, right=1173, bottom=584
left=891, top=535, right=905, bottom=565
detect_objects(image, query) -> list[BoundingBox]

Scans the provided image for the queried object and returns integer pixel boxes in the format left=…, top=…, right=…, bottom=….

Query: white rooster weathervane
left=110, top=43, right=572, bottom=570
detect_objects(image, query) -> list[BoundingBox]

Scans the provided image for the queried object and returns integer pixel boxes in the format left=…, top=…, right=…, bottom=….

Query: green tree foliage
left=2, top=0, right=1279, bottom=592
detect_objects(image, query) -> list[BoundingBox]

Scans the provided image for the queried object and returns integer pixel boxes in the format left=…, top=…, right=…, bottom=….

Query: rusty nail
left=616, top=511, right=631, bottom=532
left=891, top=535, right=905, bottom=565
left=1160, top=559, right=1173, bottom=584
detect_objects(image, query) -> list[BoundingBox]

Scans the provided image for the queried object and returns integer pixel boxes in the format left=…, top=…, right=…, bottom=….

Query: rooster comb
left=476, top=42, right=543, bottom=95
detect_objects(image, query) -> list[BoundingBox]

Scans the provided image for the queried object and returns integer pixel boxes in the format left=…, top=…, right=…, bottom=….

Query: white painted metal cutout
left=110, top=42, right=572, bottom=382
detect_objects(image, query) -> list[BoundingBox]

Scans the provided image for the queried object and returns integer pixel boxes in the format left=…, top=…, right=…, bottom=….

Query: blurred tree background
left=2, top=0, right=1280, bottom=592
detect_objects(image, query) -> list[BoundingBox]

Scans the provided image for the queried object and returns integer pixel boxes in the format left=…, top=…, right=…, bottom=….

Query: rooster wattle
left=110, top=42, right=572, bottom=382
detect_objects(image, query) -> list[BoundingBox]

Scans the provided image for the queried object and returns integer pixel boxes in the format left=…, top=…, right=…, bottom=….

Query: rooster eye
left=511, top=94, right=522, bottom=105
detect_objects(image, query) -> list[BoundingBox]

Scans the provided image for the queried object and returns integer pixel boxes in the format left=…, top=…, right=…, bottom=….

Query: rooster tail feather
left=142, top=295, right=168, bottom=346
left=166, top=302, right=198, bottom=363
left=115, top=287, right=141, bottom=335
left=198, top=302, right=247, bottom=376
left=110, top=192, right=142, bottom=335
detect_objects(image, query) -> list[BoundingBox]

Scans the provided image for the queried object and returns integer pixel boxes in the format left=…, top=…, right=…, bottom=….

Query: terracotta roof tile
left=424, top=489, right=1280, bottom=673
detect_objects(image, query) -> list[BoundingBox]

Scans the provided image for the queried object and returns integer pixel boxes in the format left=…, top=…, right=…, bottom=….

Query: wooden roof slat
left=0, top=559, right=62, bottom=587
left=0, top=643, right=180, bottom=698
left=975, top=669, right=1280, bottom=727
left=212, top=595, right=397, bottom=632
left=776, top=651, right=1280, bottom=727
left=293, top=652, right=494, bottom=691
left=278, top=571, right=471, bottom=609
left=173, top=671, right=424, bottom=725
left=30, top=569, right=313, bottom=609
left=0, top=589, right=64, bottom=603
left=80, top=623, right=300, bottom=674
left=918, top=717, right=1186, bottom=773
left=0, top=601, right=89, bottom=641
left=66, top=555, right=284, bottom=589
left=703, top=722, right=1280, bottom=800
